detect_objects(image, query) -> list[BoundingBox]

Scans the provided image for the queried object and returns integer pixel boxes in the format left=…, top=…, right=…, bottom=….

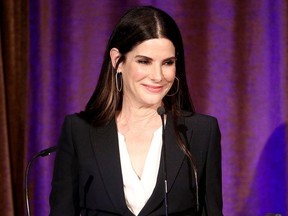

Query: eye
left=137, top=59, right=151, bottom=65
left=163, top=60, right=176, bottom=66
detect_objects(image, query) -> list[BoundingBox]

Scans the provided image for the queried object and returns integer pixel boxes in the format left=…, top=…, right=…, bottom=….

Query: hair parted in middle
left=85, top=6, right=194, bottom=126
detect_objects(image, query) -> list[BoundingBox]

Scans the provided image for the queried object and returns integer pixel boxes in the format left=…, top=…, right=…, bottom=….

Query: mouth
left=142, top=84, right=163, bottom=93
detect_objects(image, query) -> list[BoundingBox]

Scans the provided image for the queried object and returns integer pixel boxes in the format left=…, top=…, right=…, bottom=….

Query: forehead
left=129, top=38, right=175, bottom=57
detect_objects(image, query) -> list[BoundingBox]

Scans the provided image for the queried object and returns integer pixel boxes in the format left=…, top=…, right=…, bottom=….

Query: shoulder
left=60, top=113, right=96, bottom=135
left=62, top=112, right=116, bottom=134
left=62, top=113, right=89, bottom=126
left=176, top=112, right=221, bottom=157
left=177, top=111, right=219, bottom=128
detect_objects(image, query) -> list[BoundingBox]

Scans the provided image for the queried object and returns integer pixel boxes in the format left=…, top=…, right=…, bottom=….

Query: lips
left=142, top=84, right=163, bottom=93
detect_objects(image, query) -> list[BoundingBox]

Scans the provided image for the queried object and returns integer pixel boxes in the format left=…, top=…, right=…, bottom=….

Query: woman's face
left=116, top=38, right=176, bottom=108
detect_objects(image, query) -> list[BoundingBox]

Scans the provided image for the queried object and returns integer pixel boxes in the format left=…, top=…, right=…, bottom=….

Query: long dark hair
left=84, top=6, right=195, bottom=125
left=83, top=6, right=198, bottom=205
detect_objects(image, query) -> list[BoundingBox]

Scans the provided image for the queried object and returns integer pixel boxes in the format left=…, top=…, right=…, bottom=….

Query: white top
left=118, top=127, right=163, bottom=215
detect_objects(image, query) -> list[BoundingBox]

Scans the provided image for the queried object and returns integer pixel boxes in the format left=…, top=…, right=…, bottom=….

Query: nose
left=150, top=64, right=163, bottom=82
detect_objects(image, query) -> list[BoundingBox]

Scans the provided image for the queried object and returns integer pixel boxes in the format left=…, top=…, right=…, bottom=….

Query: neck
left=119, top=98, right=165, bottom=123
left=118, top=106, right=158, bottom=123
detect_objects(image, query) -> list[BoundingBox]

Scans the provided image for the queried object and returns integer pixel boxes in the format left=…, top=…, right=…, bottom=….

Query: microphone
left=157, top=106, right=168, bottom=216
left=157, top=106, right=166, bottom=116
left=25, top=146, right=58, bottom=216
left=37, top=146, right=58, bottom=157
left=157, top=107, right=199, bottom=213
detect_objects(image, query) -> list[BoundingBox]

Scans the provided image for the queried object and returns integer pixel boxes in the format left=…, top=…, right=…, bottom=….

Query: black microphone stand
left=25, top=146, right=57, bottom=216
left=157, top=107, right=199, bottom=215
left=157, top=107, right=168, bottom=216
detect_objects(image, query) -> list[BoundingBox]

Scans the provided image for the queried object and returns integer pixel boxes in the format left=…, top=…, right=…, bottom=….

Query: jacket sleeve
left=202, top=118, right=223, bottom=216
left=49, top=116, right=80, bottom=216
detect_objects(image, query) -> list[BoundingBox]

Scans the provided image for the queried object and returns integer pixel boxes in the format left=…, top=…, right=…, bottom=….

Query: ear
left=110, top=48, right=122, bottom=70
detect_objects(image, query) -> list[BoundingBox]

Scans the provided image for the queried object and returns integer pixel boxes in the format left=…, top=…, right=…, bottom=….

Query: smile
left=142, top=84, right=163, bottom=93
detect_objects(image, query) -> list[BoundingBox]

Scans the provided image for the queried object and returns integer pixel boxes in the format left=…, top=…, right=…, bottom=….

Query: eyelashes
left=136, top=59, right=176, bottom=66
left=164, top=60, right=175, bottom=66
left=137, top=59, right=150, bottom=65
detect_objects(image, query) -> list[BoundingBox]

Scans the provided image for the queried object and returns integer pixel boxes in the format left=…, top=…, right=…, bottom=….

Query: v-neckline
left=117, top=126, right=162, bottom=180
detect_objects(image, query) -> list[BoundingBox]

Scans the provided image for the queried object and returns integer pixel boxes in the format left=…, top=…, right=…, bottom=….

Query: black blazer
left=49, top=112, right=223, bottom=216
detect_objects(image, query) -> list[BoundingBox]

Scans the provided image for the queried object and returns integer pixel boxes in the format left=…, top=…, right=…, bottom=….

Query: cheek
left=132, top=70, right=147, bottom=81
left=163, top=68, right=176, bottom=82
left=126, top=64, right=147, bottom=81
left=122, top=65, right=146, bottom=87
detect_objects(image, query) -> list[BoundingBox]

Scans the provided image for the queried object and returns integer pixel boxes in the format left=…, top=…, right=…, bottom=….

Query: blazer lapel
left=89, top=119, right=129, bottom=214
left=88, top=114, right=193, bottom=216
left=139, top=113, right=193, bottom=215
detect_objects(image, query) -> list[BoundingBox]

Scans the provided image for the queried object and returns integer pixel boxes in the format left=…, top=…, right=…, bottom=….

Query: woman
left=49, top=6, right=223, bottom=216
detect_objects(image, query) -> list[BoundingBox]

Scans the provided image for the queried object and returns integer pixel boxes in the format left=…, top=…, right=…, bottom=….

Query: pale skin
left=110, top=38, right=176, bottom=178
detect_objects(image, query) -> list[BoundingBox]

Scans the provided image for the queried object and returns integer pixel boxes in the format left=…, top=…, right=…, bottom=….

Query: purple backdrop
left=28, top=0, right=287, bottom=215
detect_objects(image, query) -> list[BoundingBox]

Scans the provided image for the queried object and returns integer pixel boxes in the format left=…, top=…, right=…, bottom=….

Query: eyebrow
left=135, top=55, right=177, bottom=61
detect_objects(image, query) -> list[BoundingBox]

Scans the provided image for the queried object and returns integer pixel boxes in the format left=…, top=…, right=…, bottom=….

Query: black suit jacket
left=49, top=112, right=223, bottom=216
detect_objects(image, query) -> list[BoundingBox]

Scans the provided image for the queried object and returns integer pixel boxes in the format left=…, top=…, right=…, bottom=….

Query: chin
left=141, top=97, right=163, bottom=107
